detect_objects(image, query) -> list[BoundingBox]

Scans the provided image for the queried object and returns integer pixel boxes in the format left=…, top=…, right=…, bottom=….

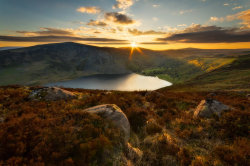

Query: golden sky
left=0, top=0, right=250, bottom=50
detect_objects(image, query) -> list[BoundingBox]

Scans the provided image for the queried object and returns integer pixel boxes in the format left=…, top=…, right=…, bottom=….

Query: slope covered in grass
left=170, top=54, right=250, bottom=91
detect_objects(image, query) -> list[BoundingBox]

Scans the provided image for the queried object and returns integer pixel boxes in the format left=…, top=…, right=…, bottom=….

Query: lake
left=46, top=73, right=172, bottom=91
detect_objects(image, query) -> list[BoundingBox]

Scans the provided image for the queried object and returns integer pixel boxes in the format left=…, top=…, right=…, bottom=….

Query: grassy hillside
left=169, top=54, right=250, bottom=91
left=0, top=86, right=249, bottom=165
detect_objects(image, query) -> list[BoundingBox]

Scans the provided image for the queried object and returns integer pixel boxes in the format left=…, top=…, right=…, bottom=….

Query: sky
left=0, top=0, right=250, bottom=50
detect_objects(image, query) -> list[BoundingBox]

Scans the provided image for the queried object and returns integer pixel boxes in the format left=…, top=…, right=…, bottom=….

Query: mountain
left=0, top=47, right=22, bottom=51
left=0, top=42, right=249, bottom=86
left=0, top=42, right=202, bottom=85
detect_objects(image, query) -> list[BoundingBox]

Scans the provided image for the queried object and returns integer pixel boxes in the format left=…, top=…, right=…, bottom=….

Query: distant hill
left=0, top=42, right=249, bottom=87
left=0, top=47, right=22, bottom=51
left=0, top=42, right=202, bottom=85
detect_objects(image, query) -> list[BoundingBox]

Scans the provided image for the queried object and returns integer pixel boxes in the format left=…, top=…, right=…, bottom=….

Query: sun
left=131, top=42, right=137, bottom=48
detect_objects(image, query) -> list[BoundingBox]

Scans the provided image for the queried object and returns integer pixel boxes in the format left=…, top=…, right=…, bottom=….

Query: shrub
left=145, top=121, right=162, bottom=135
left=177, top=148, right=192, bottom=166
left=0, top=88, right=124, bottom=165
left=126, top=107, right=148, bottom=132
left=218, top=110, right=249, bottom=138
left=213, top=141, right=249, bottom=166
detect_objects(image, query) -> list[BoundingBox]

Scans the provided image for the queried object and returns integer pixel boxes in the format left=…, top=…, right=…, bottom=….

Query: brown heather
left=0, top=86, right=249, bottom=165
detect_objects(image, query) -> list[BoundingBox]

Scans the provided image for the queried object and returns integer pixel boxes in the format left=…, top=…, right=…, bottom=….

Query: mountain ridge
left=0, top=42, right=249, bottom=88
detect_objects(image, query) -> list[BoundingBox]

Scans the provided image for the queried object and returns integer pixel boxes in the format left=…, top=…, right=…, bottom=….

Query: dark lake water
left=46, top=73, right=172, bottom=91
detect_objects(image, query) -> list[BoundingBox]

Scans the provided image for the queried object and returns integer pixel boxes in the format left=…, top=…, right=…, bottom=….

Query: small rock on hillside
left=84, top=104, right=130, bottom=142
left=29, top=87, right=77, bottom=101
left=194, top=99, right=231, bottom=118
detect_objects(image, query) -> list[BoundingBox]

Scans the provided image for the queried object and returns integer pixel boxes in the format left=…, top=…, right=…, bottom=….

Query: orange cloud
left=87, top=20, right=107, bottom=27
left=128, top=29, right=165, bottom=36
left=237, top=9, right=250, bottom=29
left=113, top=0, right=134, bottom=10
left=16, top=28, right=76, bottom=36
left=76, top=6, right=101, bottom=14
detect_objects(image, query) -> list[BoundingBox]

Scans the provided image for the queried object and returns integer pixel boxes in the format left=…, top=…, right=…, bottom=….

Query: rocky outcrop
left=84, top=104, right=130, bottom=142
left=29, top=87, right=77, bottom=101
left=194, top=99, right=231, bottom=118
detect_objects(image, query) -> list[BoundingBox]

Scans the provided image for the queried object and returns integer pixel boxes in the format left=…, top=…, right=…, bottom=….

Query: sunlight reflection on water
left=46, top=73, right=172, bottom=91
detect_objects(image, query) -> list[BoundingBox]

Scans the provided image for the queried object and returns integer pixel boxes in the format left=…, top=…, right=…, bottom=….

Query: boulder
left=29, top=87, right=77, bottom=101
left=84, top=104, right=130, bottom=142
left=194, top=99, right=231, bottom=118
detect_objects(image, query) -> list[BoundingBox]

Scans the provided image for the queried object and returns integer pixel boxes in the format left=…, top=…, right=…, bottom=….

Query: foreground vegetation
left=0, top=86, right=249, bottom=165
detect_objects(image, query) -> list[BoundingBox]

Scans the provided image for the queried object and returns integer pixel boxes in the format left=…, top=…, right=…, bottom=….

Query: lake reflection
left=46, top=73, right=172, bottom=91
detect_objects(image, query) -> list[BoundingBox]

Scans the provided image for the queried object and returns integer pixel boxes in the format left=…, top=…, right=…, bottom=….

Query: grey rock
left=29, top=87, right=77, bottom=101
left=194, top=99, right=231, bottom=118
left=84, top=104, right=130, bottom=142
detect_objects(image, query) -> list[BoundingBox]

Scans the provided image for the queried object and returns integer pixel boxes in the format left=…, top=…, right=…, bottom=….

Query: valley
left=0, top=42, right=249, bottom=91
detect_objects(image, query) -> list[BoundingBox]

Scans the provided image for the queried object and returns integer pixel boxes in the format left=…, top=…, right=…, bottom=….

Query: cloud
left=224, top=3, right=229, bottom=6
left=207, top=9, right=250, bottom=29
left=104, top=12, right=135, bottom=25
left=0, top=35, right=127, bottom=43
left=232, top=6, right=243, bottom=10
left=16, top=28, right=75, bottom=36
left=179, top=9, right=193, bottom=15
left=152, top=17, right=158, bottom=21
left=209, top=16, right=224, bottom=22
left=237, top=9, right=250, bottom=29
left=226, top=9, right=250, bottom=29
left=157, top=25, right=250, bottom=43
left=177, top=24, right=187, bottom=27
left=87, top=20, right=107, bottom=27
left=140, top=41, right=168, bottom=45
left=113, top=0, right=134, bottom=10
left=182, top=24, right=221, bottom=33
left=76, top=6, right=101, bottom=14
left=152, top=4, right=160, bottom=8
left=128, top=28, right=165, bottom=36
